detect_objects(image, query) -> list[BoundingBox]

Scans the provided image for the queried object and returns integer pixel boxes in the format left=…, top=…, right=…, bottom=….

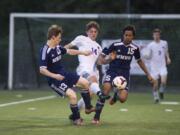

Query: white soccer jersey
left=148, top=40, right=168, bottom=68
left=71, top=35, right=102, bottom=76
left=147, top=40, right=168, bottom=78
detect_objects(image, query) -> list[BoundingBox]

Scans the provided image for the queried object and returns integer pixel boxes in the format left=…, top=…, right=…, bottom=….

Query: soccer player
left=65, top=21, right=109, bottom=120
left=147, top=28, right=171, bottom=103
left=39, top=24, right=95, bottom=125
left=93, top=25, right=154, bottom=124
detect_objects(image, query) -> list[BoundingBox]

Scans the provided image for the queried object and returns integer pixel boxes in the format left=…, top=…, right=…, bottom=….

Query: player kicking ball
left=39, top=24, right=95, bottom=125
left=93, top=25, right=155, bottom=124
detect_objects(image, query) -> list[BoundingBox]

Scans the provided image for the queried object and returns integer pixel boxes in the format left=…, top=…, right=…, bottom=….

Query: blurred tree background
left=0, top=0, right=180, bottom=88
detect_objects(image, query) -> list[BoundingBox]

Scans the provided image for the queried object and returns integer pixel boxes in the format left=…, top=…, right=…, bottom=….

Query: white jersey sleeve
left=70, top=35, right=85, bottom=47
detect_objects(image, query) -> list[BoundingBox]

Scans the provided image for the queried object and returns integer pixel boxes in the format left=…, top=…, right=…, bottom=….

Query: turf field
left=0, top=90, right=180, bottom=135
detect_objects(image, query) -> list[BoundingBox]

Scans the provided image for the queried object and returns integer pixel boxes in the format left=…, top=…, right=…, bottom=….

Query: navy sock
left=81, top=90, right=92, bottom=109
left=70, top=104, right=80, bottom=120
left=94, top=99, right=105, bottom=120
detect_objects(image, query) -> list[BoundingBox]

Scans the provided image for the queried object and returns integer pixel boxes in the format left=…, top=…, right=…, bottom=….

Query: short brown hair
left=86, top=21, right=100, bottom=32
left=47, top=24, right=63, bottom=40
left=153, top=28, right=161, bottom=33
left=122, top=25, right=136, bottom=36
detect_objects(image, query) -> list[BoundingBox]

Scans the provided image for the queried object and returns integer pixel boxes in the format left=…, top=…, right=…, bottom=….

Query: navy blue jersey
left=39, top=44, right=67, bottom=74
left=39, top=44, right=80, bottom=96
left=102, top=42, right=141, bottom=71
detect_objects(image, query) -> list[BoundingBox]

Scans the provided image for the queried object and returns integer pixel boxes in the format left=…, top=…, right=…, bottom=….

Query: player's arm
left=66, top=49, right=91, bottom=56
left=40, top=67, right=64, bottom=81
left=97, top=45, right=116, bottom=65
left=97, top=51, right=116, bottom=65
left=64, top=43, right=74, bottom=49
left=137, top=59, right=154, bottom=83
left=165, top=43, right=171, bottom=65
left=134, top=47, right=154, bottom=83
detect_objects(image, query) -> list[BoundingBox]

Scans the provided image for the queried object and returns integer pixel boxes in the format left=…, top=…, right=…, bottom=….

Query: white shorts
left=76, top=67, right=100, bottom=81
left=150, top=67, right=168, bottom=80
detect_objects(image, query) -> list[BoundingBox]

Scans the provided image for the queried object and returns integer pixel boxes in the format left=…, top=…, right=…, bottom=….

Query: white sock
left=153, top=90, right=159, bottom=100
left=77, top=98, right=85, bottom=110
left=90, top=82, right=101, bottom=94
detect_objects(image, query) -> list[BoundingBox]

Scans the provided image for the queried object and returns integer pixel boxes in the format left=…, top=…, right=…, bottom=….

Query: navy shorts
left=103, top=69, right=130, bottom=90
left=48, top=71, right=80, bottom=97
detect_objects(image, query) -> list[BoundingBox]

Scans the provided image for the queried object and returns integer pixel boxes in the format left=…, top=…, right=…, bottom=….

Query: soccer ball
left=112, top=76, right=127, bottom=90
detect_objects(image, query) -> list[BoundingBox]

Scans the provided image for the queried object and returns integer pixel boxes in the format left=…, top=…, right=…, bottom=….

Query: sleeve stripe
left=42, top=46, right=48, bottom=60
left=40, top=66, right=47, bottom=69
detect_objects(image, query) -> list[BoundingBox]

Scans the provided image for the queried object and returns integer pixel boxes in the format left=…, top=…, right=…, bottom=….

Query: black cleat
left=160, top=92, right=164, bottom=100
left=154, top=99, right=160, bottom=104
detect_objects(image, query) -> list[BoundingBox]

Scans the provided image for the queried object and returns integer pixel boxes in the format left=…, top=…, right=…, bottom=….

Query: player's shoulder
left=112, top=41, right=123, bottom=47
left=40, top=45, right=49, bottom=54
left=160, top=40, right=168, bottom=45
left=130, top=42, right=139, bottom=49
left=75, top=35, right=87, bottom=40
left=148, top=41, right=155, bottom=47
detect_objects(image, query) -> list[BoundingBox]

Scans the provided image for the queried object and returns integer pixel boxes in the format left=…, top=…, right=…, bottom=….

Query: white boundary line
left=0, top=95, right=56, bottom=108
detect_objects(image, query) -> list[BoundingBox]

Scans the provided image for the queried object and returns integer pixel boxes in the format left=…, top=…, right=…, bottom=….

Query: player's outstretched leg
left=66, top=88, right=83, bottom=125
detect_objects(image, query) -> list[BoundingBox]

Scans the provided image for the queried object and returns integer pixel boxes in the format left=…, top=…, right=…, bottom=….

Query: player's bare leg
left=66, top=88, right=83, bottom=125
left=152, top=79, right=160, bottom=103
left=76, top=77, right=95, bottom=114
left=92, top=82, right=112, bottom=124
left=159, top=75, right=167, bottom=100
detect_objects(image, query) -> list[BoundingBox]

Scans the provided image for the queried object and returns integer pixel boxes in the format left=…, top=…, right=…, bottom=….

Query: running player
left=92, top=25, right=154, bottom=124
left=39, top=24, right=95, bottom=125
left=65, top=21, right=109, bottom=120
left=147, top=28, right=171, bottom=103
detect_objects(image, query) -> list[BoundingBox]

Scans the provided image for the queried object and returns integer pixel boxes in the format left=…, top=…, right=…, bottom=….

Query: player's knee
left=69, top=93, right=77, bottom=101
left=83, top=79, right=90, bottom=90
left=66, top=89, right=77, bottom=101
left=119, top=97, right=127, bottom=103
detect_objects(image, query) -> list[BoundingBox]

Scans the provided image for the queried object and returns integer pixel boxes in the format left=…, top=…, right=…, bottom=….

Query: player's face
left=52, top=33, right=62, bottom=45
left=86, top=27, right=98, bottom=41
left=153, top=32, right=160, bottom=41
left=123, top=30, right=134, bottom=44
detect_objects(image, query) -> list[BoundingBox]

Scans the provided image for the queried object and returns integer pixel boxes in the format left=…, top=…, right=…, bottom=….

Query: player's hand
left=54, top=74, right=65, bottom=81
left=147, top=74, right=155, bottom=84
left=166, top=58, right=171, bottom=65
left=82, top=50, right=92, bottom=56
left=109, top=51, right=117, bottom=60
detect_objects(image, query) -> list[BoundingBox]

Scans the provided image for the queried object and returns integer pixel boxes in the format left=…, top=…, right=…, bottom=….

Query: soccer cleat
left=109, top=92, right=118, bottom=105
left=73, top=118, right=84, bottom=126
left=154, top=99, right=160, bottom=104
left=160, top=92, right=164, bottom=100
left=85, top=106, right=96, bottom=114
left=91, top=119, right=100, bottom=125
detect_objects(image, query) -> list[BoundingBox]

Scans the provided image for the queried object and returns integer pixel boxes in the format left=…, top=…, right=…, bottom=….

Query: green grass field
left=0, top=90, right=180, bottom=135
